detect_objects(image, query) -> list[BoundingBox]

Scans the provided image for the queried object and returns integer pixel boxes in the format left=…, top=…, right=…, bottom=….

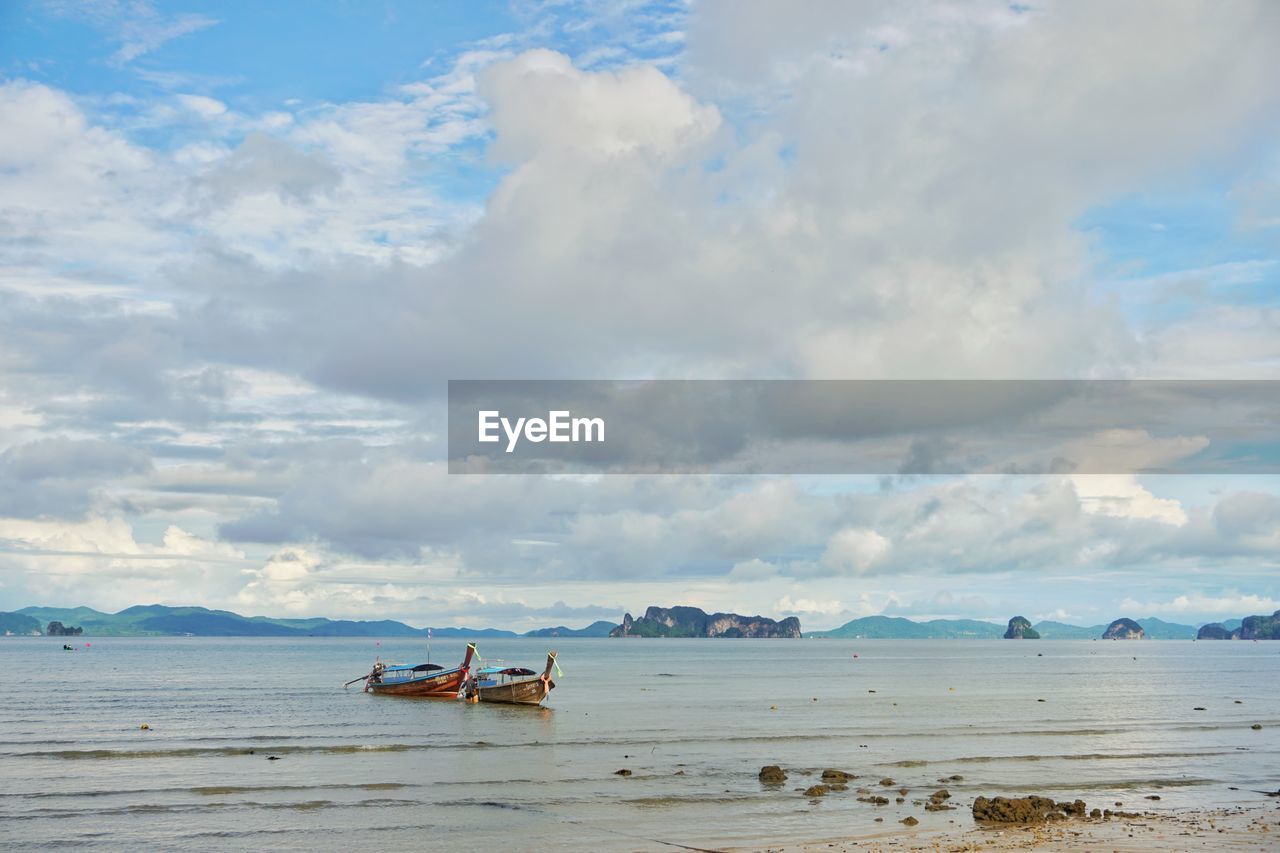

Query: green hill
left=1032, top=620, right=1103, bottom=639
left=0, top=611, right=42, bottom=635
left=13, top=605, right=512, bottom=637
left=524, top=620, right=617, bottom=638
left=808, top=616, right=1005, bottom=639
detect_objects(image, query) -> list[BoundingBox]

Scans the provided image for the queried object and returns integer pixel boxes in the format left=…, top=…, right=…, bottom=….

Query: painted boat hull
left=477, top=676, right=555, bottom=705
left=368, top=667, right=467, bottom=697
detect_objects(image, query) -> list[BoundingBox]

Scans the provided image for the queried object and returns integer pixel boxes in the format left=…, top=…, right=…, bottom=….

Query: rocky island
left=1003, top=616, right=1040, bottom=639
left=1197, top=609, right=1280, bottom=640
left=1101, top=617, right=1144, bottom=639
left=610, top=605, right=801, bottom=638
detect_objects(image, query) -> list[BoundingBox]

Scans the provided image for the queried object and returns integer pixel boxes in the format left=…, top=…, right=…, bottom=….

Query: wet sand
left=742, top=803, right=1280, bottom=851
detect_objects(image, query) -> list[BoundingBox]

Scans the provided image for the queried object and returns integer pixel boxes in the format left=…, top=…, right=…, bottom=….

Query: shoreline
left=735, top=803, right=1279, bottom=851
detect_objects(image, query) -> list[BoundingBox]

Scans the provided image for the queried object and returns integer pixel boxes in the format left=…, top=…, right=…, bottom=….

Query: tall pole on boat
left=427, top=626, right=432, bottom=666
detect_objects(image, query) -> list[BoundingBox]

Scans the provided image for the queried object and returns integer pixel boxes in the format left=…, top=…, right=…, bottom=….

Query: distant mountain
left=17, top=605, right=430, bottom=637
left=1032, top=620, right=1103, bottom=639
left=7, top=604, right=626, bottom=638
left=809, top=615, right=1005, bottom=639
left=1132, top=617, right=1197, bottom=640
left=524, top=620, right=617, bottom=638
left=427, top=627, right=518, bottom=638
left=611, top=606, right=801, bottom=638
left=0, top=611, right=42, bottom=635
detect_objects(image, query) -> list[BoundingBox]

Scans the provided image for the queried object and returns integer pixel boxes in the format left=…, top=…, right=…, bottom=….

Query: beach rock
left=1060, top=799, right=1087, bottom=816
left=821, top=768, right=855, bottom=782
left=1101, top=618, right=1145, bottom=639
left=924, top=801, right=955, bottom=811
left=930, top=789, right=951, bottom=802
left=972, top=795, right=1082, bottom=823
left=1090, top=808, right=1102, bottom=818
left=901, top=816, right=919, bottom=826
left=759, top=765, right=787, bottom=784
left=614, top=768, right=632, bottom=776
left=804, top=785, right=829, bottom=797
left=858, top=795, right=890, bottom=805
left=1252, top=724, right=1263, bottom=730
left=1003, top=616, right=1040, bottom=639
left=878, top=778, right=895, bottom=787
left=1144, top=795, right=1161, bottom=800
left=898, top=787, right=909, bottom=796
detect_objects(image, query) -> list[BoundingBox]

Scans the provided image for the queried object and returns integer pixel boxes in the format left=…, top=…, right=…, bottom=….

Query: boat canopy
left=383, top=663, right=444, bottom=673
left=477, top=666, right=537, bottom=676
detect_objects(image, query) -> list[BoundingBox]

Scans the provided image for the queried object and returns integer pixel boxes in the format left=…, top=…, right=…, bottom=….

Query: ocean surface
left=0, top=637, right=1276, bottom=851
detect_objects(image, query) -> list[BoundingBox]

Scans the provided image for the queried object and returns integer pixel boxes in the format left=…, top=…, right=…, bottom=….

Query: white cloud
left=1118, top=592, right=1280, bottom=618
left=1072, top=475, right=1188, bottom=526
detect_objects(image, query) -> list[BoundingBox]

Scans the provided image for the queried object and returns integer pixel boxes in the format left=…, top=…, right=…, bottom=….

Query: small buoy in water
left=852, top=653, right=859, bottom=659
left=812, top=697, right=818, bottom=702
left=139, top=724, right=150, bottom=730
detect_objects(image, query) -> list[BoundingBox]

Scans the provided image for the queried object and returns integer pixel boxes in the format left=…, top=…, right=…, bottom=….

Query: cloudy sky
left=1, top=0, right=1278, bottom=631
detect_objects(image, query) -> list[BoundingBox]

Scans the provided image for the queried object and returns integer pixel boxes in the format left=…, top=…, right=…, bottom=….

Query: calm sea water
left=0, top=637, right=1276, bottom=850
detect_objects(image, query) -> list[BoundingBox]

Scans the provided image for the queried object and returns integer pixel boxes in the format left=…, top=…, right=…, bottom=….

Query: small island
left=1003, top=616, right=1040, bottom=639
left=1101, top=618, right=1144, bottom=639
left=610, top=606, right=801, bottom=638
left=45, top=621, right=84, bottom=636
left=1197, top=609, right=1280, bottom=640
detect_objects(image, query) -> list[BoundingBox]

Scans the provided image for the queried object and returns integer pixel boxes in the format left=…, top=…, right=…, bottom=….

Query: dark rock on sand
left=614, top=768, right=632, bottom=776
left=901, top=816, right=919, bottom=826
left=1252, top=724, right=1263, bottom=730
left=1089, top=808, right=1102, bottom=818
left=804, top=784, right=829, bottom=797
left=1003, top=616, right=1040, bottom=639
left=878, top=777, right=895, bottom=786
left=821, top=769, right=855, bottom=782
left=972, top=795, right=1087, bottom=823
left=1060, top=799, right=1087, bottom=816
left=759, top=765, right=787, bottom=784
left=859, top=795, right=890, bottom=805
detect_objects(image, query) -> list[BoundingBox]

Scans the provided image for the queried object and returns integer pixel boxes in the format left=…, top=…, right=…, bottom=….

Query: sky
left=1, top=0, right=1278, bottom=631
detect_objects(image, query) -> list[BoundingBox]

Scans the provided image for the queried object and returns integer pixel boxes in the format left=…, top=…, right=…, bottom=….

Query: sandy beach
left=742, top=803, right=1279, bottom=852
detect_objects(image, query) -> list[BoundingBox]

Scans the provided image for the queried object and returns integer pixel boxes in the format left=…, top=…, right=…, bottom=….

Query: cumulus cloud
left=1, top=2, right=1279, bottom=622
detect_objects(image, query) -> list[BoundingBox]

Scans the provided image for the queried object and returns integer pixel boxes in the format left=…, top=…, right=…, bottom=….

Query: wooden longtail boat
left=467, top=651, right=558, bottom=706
left=364, top=643, right=475, bottom=697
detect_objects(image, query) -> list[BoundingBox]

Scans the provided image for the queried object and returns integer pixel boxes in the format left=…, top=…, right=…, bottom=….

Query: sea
left=0, top=637, right=1276, bottom=851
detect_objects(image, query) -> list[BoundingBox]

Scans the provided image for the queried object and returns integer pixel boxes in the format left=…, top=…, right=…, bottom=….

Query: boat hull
left=477, top=677, right=555, bottom=705
left=367, top=667, right=467, bottom=697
